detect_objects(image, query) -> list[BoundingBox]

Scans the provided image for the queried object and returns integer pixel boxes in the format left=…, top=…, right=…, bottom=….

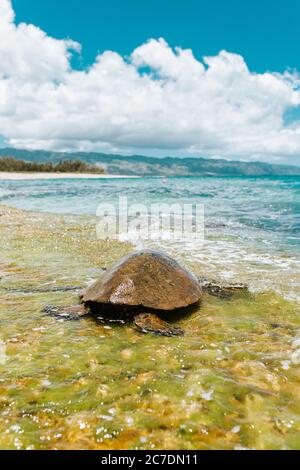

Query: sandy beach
left=0, top=172, right=138, bottom=180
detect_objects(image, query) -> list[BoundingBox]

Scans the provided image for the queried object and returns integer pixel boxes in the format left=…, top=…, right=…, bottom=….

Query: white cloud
left=0, top=0, right=300, bottom=164
left=0, top=0, right=13, bottom=24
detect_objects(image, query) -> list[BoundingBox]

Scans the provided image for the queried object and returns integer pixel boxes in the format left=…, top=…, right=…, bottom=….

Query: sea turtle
left=44, top=250, right=202, bottom=336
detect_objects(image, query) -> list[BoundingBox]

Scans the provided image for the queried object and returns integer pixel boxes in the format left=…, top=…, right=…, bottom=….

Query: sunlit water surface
left=1, top=176, right=299, bottom=300
left=0, top=176, right=299, bottom=449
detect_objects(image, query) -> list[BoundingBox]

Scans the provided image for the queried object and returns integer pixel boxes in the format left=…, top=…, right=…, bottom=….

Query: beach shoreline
left=0, top=172, right=138, bottom=180
left=1, top=203, right=300, bottom=450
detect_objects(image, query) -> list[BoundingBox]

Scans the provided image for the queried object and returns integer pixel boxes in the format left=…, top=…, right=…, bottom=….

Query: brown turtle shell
left=80, top=250, right=202, bottom=311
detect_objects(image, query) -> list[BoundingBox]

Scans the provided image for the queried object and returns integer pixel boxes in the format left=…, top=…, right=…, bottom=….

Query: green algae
left=0, top=205, right=300, bottom=450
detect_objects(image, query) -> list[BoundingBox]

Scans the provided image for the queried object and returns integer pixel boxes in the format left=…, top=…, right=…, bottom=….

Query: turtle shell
left=80, top=250, right=202, bottom=311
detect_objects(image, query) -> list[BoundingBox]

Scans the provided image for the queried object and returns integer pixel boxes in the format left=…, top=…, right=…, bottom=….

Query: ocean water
left=1, top=179, right=300, bottom=449
left=0, top=175, right=299, bottom=301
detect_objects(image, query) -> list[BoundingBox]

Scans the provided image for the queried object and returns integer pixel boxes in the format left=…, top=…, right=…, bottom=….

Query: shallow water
left=1, top=206, right=300, bottom=450
left=0, top=176, right=299, bottom=301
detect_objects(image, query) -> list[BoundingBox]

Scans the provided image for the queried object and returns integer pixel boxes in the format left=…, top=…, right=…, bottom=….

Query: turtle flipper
left=43, top=304, right=87, bottom=321
left=134, top=313, right=184, bottom=337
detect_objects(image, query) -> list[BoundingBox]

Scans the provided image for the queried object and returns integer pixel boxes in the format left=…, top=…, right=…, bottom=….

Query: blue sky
left=13, top=0, right=300, bottom=74
left=1, top=0, right=300, bottom=165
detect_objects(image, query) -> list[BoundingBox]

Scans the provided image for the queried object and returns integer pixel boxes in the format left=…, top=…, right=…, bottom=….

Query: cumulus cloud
left=0, top=0, right=300, bottom=163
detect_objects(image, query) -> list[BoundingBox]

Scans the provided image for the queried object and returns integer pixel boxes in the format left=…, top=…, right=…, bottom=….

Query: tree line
left=0, top=157, right=105, bottom=174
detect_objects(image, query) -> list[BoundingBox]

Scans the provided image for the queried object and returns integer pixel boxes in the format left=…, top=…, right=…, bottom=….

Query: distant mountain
left=0, top=148, right=299, bottom=176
